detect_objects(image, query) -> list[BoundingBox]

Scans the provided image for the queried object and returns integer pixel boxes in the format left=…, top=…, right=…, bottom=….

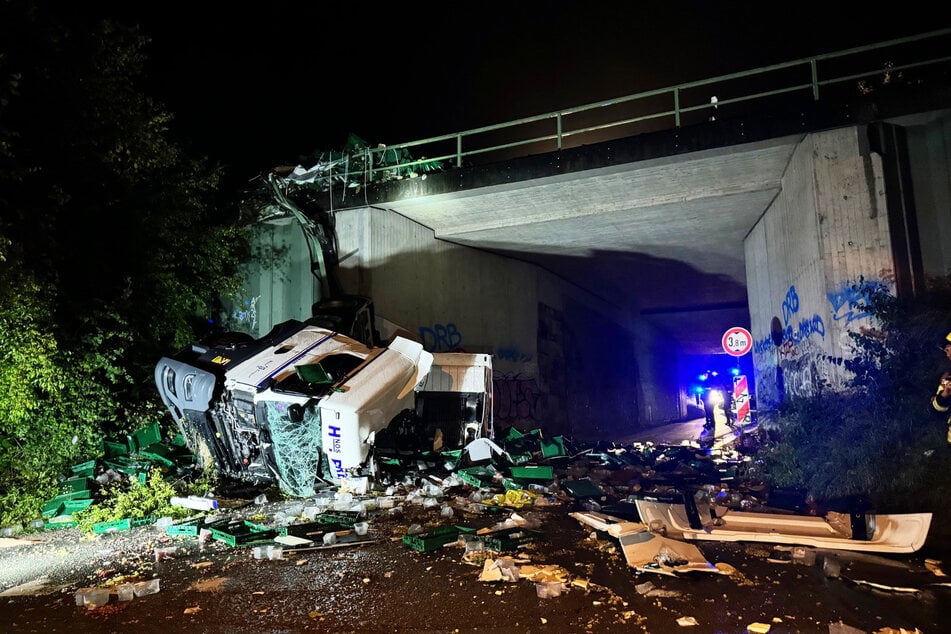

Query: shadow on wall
left=333, top=241, right=747, bottom=439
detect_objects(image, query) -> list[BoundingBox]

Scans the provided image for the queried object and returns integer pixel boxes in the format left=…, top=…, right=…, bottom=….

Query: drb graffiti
left=418, top=323, right=463, bottom=352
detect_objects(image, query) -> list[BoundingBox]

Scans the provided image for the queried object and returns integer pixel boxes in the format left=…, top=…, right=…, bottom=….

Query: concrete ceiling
left=363, top=133, right=805, bottom=355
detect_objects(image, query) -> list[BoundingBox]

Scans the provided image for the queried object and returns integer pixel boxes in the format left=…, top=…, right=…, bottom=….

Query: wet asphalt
left=1, top=418, right=948, bottom=634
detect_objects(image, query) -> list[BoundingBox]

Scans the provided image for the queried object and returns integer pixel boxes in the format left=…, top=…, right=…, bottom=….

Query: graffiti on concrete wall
left=419, top=323, right=464, bottom=352
left=781, top=285, right=800, bottom=325
left=827, top=278, right=889, bottom=325
left=780, top=286, right=827, bottom=350
left=753, top=334, right=774, bottom=356
left=231, top=295, right=260, bottom=333
left=754, top=278, right=890, bottom=405
left=781, top=343, right=849, bottom=399
left=495, top=345, right=533, bottom=363
left=493, top=373, right=541, bottom=423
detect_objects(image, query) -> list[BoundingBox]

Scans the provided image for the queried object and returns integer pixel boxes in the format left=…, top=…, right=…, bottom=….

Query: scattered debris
left=569, top=511, right=723, bottom=575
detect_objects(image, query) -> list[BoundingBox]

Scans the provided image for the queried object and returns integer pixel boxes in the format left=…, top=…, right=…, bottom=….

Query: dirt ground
left=1, top=427, right=948, bottom=633
left=1, top=495, right=948, bottom=633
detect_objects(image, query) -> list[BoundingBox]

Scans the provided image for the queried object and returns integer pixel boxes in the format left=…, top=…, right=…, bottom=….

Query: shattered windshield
left=263, top=400, right=328, bottom=497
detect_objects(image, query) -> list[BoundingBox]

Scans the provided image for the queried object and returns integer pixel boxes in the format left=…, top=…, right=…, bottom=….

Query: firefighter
left=701, top=378, right=733, bottom=431
left=932, top=331, right=951, bottom=445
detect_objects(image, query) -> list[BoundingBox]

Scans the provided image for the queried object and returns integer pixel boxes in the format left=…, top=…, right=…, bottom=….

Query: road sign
left=732, top=374, right=751, bottom=425
left=722, top=327, right=753, bottom=356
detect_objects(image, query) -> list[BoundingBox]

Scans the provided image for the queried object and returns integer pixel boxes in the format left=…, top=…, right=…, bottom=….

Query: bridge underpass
left=297, top=101, right=950, bottom=436
left=284, top=33, right=951, bottom=434
left=356, top=133, right=802, bottom=357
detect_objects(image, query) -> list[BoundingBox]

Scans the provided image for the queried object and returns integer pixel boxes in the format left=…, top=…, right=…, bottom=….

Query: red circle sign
left=722, top=327, right=753, bottom=356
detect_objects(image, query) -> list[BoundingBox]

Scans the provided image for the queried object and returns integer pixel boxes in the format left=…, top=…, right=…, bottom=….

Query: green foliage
left=0, top=3, right=250, bottom=526
left=74, top=469, right=189, bottom=534
left=755, top=275, right=951, bottom=513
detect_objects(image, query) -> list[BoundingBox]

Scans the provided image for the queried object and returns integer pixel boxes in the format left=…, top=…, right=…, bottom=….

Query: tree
left=0, top=1, right=249, bottom=525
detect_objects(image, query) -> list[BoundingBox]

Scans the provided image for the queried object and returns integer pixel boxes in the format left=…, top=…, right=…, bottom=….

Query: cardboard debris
left=924, top=559, right=945, bottom=576
left=274, top=534, right=314, bottom=547
left=518, top=564, right=568, bottom=583
left=478, top=557, right=521, bottom=582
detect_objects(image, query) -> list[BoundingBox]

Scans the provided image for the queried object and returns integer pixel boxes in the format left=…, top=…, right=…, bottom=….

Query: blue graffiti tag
left=419, top=323, right=463, bottom=352
left=781, top=285, right=799, bottom=325
left=784, top=314, right=826, bottom=344
left=827, top=279, right=888, bottom=324
left=753, top=335, right=774, bottom=355
left=496, top=346, right=532, bottom=362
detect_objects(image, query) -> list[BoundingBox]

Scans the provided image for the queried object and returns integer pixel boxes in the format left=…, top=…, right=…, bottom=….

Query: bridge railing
left=324, top=28, right=951, bottom=188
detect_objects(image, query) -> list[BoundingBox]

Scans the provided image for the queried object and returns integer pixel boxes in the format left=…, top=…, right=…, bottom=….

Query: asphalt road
left=1, top=420, right=947, bottom=634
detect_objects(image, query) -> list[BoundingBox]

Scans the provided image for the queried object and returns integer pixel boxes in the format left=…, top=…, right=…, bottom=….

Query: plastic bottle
left=170, top=496, right=218, bottom=511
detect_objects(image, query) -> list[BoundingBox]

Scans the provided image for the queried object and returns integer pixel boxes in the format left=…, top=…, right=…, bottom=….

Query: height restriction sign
left=722, top=326, right=753, bottom=356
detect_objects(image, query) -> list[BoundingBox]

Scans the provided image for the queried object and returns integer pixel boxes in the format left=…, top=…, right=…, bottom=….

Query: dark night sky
left=90, top=1, right=947, bottom=182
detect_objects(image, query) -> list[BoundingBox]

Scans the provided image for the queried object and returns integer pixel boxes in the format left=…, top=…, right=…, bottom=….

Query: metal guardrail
left=333, top=28, right=951, bottom=186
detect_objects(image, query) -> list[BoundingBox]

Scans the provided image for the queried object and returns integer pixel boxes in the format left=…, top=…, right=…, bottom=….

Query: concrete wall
left=332, top=205, right=646, bottom=437
left=746, top=127, right=895, bottom=407
left=905, top=111, right=951, bottom=277
left=222, top=218, right=320, bottom=337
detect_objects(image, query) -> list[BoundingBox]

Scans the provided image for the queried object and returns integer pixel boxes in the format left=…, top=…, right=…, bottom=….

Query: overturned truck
left=155, top=299, right=492, bottom=497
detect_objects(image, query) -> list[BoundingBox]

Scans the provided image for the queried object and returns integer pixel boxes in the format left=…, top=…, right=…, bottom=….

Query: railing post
left=556, top=113, right=563, bottom=150
left=674, top=88, right=681, bottom=127
left=811, top=59, right=819, bottom=101
left=366, top=147, right=373, bottom=183
left=456, top=135, right=462, bottom=168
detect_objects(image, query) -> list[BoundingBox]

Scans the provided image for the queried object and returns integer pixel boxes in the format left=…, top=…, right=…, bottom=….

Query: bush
left=755, top=275, right=951, bottom=514
left=74, top=466, right=218, bottom=534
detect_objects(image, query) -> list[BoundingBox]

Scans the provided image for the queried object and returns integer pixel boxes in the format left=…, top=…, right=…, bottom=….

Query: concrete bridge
left=237, top=30, right=951, bottom=438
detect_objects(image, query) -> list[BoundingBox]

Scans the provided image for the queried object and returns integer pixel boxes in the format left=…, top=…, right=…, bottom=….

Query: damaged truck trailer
left=154, top=310, right=493, bottom=497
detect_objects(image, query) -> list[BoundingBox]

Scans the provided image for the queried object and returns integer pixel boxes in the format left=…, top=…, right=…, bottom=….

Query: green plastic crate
left=59, top=477, right=92, bottom=495
left=94, top=518, right=132, bottom=533
left=41, top=500, right=65, bottom=518
left=44, top=518, right=77, bottom=530
left=402, top=525, right=476, bottom=552
left=456, top=470, right=482, bottom=487
left=70, top=460, right=97, bottom=478
left=127, top=422, right=163, bottom=453
left=102, top=439, right=129, bottom=458
left=92, top=516, right=156, bottom=534
left=136, top=444, right=177, bottom=467
left=278, top=521, right=349, bottom=539
left=457, top=466, right=496, bottom=486
left=207, top=519, right=276, bottom=546
left=45, top=490, right=92, bottom=507
left=540, top=436, right=567, bottom=458
left=63, top=499, right=94, bottom=514
left=482, top=527, right=543, bottom=552
left=165, top=517, right=204, bottom=537
left=509, top=465, right=554, bottom=482
left=314, top=511, right=360, bottom=527
left=103, top=456, right=149, bottom=476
